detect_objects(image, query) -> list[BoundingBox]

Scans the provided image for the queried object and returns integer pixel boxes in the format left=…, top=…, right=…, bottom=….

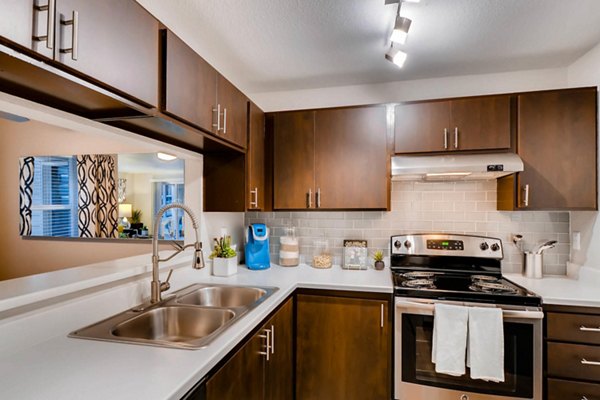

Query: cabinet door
left=206, top=332, right=265, bottom=400
left=517, top=88, right=597, bottom=210
left=54, top=0, right=159, bottom=107
left=247, top=101, right=265, bottom=210
left=296, top=294, right=391, bottom=400
left=450, top=95, right=511, bottom=151
left=273, top=111, right=315, bottom=210
left=265, top=298, right=293, bottom=400
left=217, top=74, right=247, bottom=148
left=315, top=106, right=389, bottom=209
left=394, top=101, right=450, bottom=153
left=0, top=0, right=53, bottom=58
left=164, top=30, right=217, bottom=132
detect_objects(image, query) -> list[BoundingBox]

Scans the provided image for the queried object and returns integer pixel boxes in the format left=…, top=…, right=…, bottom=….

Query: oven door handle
left=395, top=299, right=544, bottom=320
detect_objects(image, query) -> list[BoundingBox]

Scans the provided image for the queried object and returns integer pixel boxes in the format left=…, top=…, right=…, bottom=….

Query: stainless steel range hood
left=391, top=153, right=524, bottom=181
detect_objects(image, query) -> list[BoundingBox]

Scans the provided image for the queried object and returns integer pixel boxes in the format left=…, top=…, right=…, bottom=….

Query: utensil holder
left=523, top=252, right=543, bottom=279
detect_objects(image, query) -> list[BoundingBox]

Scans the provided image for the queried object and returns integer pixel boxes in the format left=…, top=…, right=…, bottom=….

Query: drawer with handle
left=548, top=312, right=600, bottom=345
left=548, top=378, right=600, bottom=400
left=548, top=342, right=600, bottom=382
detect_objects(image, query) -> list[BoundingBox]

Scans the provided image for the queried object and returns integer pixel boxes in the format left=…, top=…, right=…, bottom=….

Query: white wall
left=251, top=67, right=568, bottom=112
left=567, top=41, right=600, bottom=268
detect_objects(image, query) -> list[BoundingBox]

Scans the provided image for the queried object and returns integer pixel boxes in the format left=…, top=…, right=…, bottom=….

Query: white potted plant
left=210, top=235, right=238, bottom=276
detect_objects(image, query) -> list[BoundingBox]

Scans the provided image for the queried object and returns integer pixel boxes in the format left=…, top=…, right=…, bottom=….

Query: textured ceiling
left=136, top=0, right=600, bottom=94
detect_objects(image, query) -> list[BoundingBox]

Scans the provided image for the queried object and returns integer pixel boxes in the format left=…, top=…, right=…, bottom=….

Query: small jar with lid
left=279, top=227, right=299, bottom=267
left=312, top=238, right=332, bottom=269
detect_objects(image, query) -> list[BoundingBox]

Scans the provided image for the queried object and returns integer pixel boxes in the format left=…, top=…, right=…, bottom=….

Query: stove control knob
left=490, top=243, right=500, bottom=252
left=479, top=242, right=489, bottom=251
left=394, top=240, right=402, bottom=249
left=404, top=240, right=412, bottom=249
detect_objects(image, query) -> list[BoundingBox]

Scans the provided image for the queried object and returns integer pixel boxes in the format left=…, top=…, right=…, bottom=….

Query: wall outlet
left=572, top=231, right=581, bottom=250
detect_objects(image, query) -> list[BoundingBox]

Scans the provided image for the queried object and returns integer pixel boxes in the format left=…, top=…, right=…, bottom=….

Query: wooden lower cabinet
left=206, top=298, right=293, bottom=400
left=545, top=304, right=600, bottom=400
left=296, top=293, right=391, bottom=400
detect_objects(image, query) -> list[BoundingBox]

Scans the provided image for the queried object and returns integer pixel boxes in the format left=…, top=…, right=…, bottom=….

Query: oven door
left=395, top=297, right=543, bottom=400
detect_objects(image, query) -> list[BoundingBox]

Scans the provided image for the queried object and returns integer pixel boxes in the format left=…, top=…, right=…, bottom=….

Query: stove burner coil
left=402, top=271, right=437, bottom=279
left=402, top=279, right=436, bottom=289
left=471, top=275, right=499, bottom=283
left=470, top=281, right=517, bottom=294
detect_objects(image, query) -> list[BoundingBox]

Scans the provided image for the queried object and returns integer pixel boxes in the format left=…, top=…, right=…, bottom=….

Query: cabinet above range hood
left=391, top=153, right=524, bottom=181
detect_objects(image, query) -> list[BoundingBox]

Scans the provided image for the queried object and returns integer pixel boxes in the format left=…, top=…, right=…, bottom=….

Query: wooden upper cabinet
left=395, top=95, right=512, bottom=154
left=0, top=0, right=53, bottom=59
left=273, top=110, right=315, bottom=210
left=53, top=0, right=159, bottom=107
left=217, top=74, right=247, bottom=148
left=515, top=88, right=597, bottom=210
left=395, top=101, right=450, bottom=153
left=247, top=101, right=266, bottom=210
left=164, top=30, right=217, bottom=132
left=315, top=106, right=389, bottom=209
left=296, top=294, right=391, bottom=400
left=450, top=95, right=511, bottom=151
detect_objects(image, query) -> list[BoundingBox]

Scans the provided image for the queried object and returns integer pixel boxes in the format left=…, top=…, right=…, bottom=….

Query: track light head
left=385, top=47, right=407, bottom=68
left=390, top=16, right=412, bottom=44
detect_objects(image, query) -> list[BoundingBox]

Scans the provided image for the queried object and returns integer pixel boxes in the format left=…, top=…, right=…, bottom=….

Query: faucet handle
left=171, top=241, right=184, bottom=251
left=160, top=269, right=173, bottom=292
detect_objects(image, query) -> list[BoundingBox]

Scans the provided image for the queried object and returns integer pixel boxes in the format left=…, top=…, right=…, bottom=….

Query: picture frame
left=343, top=239, right=368, bottom=270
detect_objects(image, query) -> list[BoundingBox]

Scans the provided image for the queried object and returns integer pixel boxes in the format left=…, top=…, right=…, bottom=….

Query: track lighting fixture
left=385, top=0, right=419, bottom=68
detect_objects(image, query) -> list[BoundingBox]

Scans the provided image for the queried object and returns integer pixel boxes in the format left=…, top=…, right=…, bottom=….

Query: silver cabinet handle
left=443, top=128, right=448, bottom=149
left=454, top=127, right=458, bottom=149
left=316, top=188, right=321, bottom=208
left=212, top=104, right=221, bottom=131
left=33, top=0, right=56, bottom=49
left=581, top=358, right=600, bottom=366
left=60, top=10, right=78, bottom=60
left=580, top=326, right=600, bottom=332
left=307, top=189, right=312, bottom=208
left=270, top=324, right=275, bottom=355
left=258, top=328, right=271, bottom=361
left=380, top=304, right=384, bottom=328
left=250, top=187, right=258, bottom=208
left=222, top=107, right=227, bottom=134
left=581, top=397, right=589, bottom=400
left=522, top=184, right=530, bottom=207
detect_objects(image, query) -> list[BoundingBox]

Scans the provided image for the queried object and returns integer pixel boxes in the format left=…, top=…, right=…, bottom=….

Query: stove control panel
left=391, top=233, right=503, bottom=259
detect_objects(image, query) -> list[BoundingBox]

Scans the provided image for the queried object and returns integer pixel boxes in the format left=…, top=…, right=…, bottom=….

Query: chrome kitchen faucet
left=151, top=203, right=205, bottom=303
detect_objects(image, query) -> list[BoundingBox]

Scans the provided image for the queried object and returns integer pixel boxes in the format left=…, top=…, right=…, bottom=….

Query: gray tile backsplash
left=245, top=180, right=570, bottom=274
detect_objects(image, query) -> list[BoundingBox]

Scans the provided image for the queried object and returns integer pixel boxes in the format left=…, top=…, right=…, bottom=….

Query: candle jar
left=279, top=227, right=299, bottom=267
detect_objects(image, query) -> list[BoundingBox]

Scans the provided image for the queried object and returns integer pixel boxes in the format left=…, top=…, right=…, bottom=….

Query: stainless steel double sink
left=69, top=284, right=278, bottom=349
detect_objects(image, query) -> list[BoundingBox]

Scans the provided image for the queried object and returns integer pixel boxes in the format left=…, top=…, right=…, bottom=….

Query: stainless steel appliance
left=391, top=233, right=543, bottom=400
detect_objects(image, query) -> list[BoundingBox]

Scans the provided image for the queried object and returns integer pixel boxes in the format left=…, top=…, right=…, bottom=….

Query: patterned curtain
left=19, top=156, right=35, bottom=236
left=77, top=154, right=119, bottom=238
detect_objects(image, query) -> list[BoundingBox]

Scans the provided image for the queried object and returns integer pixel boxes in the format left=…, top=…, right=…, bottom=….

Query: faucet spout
left=151, top=203, right=204, bottom=303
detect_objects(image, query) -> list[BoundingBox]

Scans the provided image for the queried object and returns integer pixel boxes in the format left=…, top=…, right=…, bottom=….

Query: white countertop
left=0, top=258, right=392, bottom=400
left=505, top=266, right=600, bottom=308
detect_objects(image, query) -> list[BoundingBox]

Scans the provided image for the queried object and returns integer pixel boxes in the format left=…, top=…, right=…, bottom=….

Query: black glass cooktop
left=392, top=271, right=541, bottom=307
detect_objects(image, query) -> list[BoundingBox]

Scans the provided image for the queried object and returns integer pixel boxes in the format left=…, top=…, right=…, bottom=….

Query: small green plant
left=209, top=235, right=237, bottom=259
left=373, top=250, right=384, bottom=262
left=131, top=209, right=142, bottom=224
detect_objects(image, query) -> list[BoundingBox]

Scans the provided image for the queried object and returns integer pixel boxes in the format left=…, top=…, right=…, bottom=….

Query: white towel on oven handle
left=467, top=306, right=505, bottom=382
left=432, top=303, right=469, bottom=376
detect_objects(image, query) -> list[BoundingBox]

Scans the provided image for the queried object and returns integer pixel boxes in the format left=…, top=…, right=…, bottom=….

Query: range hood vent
left=391, top=153, right=524, bottom=181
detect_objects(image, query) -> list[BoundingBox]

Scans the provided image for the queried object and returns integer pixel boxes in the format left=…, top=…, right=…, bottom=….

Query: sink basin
left=112, top=306, right=235, bottom=343
left=176, top=286, right=267, bottom=308
left=69, top=283, right=278, bottom=349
